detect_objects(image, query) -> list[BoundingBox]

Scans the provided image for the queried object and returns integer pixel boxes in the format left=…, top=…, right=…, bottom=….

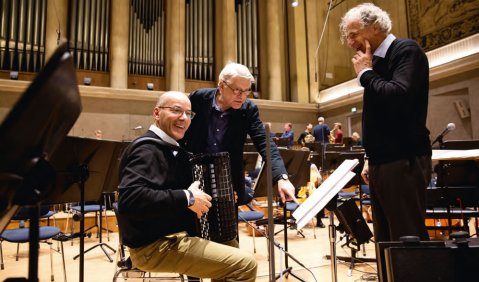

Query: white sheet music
left=292, top=159, right=359, bottom=229
left=432, top=149, right=479, bottom=161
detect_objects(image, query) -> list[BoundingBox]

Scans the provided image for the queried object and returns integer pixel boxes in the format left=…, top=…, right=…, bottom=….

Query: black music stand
left=292, top=159, right=360, bottom=282
left=254, top=149, right=310, bottom=281
left=45, top=136, right=125, bottom=281
left=99, top=140, right=131, bottom=234
left=432, top=140, right=479, bottom=236
left=324, top=152, right=375, bottom=276
left=0, top=42, right=81, bottom=281
left=253, top=149, right=310, bottom=198
left=243, top=152, right=260, bottom=175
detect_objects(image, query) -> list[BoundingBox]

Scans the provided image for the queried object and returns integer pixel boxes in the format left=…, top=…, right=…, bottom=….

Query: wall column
left=258, top=0, right=287, bottom=101
left=288, top=2, right=310, bottom=103
left=110, top=0, right=130, bottom=89
left=215, top=0, right=236, bottom=80
left=165, top=0, right=185, bottom=92
left=45, top=0, right=68, bottom=61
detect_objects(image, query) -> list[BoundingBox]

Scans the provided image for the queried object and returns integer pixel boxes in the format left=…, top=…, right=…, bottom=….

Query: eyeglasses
left=158, top=106, right=196, bottom=119
left=222, top=80, right=251, bottom=96
left=344, top=31, right=359, bottom=41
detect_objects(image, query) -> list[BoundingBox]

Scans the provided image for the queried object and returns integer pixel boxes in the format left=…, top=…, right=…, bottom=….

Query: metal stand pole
left=328, top=212, right=338, bottom=282
left=265, top=124, right=276, bottom=281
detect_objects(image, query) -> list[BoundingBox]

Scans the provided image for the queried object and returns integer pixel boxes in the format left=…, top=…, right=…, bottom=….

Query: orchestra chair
left=0, top=206, right=67, bottom=281
left=238, top=203, right=265, bottom=253
left=274, top=202, right=306, bottom=238
left=111, top=203, right=185, bottom=282
left=68, top=198, right=111, bottom=246
left=359, top=185, right=372, bottom=222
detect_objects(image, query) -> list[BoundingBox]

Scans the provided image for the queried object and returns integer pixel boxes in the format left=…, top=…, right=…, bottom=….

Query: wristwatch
left=187, top=190, right=195, bottom=207
left=280, top=174, right=289, bottom=181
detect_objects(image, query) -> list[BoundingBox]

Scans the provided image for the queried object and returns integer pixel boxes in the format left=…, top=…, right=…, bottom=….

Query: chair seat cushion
left=338, top=192, right=357, bottom=199
left=1, top=226, right=60, bottom=242
left=238, top=211, right=264, bottom=221
left=285, top=202, right=299, bottom=211
left=72, top=205, right=102, bottom=213
left=361, top=199, right=371, bottom=205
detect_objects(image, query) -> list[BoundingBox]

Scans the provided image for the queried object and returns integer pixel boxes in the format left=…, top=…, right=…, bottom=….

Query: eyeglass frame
left=158, top=106, right=196, bottom=119
left=222, top=80, right=252, bottom=96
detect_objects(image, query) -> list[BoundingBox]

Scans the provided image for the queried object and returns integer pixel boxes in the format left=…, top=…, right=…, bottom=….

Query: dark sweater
left=360, top=38, right=431, bottom=165
left=181, top=88, right=287, bottom=204
left=117, top=131, right=196, bottom=248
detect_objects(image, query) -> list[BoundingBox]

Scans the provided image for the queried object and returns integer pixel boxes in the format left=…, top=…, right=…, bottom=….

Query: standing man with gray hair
left=340, top=3, right=431, bottom=242
left=182, top=62, right=297, bottom=206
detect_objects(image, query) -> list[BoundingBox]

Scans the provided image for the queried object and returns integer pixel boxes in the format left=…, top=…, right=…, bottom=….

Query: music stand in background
left=253, top=149, right=310, bottom=199
left=432, top=140, right=479, bottom=236
left=243, top=152, right=260, bottom=176
left=0, top=42, right=81, bottom=281
left=44, top=136, right=126, bottom=281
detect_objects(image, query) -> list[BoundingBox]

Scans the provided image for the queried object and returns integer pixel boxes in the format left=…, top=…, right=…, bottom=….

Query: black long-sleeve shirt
left=118, top=131, right=196, bottom=248
left=360, top=38, right=431, bottom=165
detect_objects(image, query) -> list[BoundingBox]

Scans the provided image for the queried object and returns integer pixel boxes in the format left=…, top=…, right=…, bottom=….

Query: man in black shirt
left=340, top=3, right=431, bottom=241
left=118, top=91, right=257, bottom=281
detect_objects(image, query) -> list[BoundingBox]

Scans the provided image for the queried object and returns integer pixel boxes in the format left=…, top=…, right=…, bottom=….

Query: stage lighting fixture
left=10, top=71, right=18, bottom=80
left=83, top=77, right=92, bottom=85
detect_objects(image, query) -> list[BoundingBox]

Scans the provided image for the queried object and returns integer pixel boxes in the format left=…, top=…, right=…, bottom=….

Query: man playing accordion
left=118, top=91, right=257, bottom=281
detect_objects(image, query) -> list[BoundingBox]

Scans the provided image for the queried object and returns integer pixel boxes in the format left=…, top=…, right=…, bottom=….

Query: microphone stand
left=265, top=124, right=276, bottom=281
left=328, top=208, right=338, bottom=282
left=431, top=134, right=445, bottom=148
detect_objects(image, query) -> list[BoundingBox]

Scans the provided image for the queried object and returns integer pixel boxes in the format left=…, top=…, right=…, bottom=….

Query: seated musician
left=117, top=91, right=257, bottom=281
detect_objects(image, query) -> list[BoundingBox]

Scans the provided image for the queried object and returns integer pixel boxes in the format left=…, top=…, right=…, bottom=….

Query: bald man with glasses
left=118, top=91, right=257, bottom=281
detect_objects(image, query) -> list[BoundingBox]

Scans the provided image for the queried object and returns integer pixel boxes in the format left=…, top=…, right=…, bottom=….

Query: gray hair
left=219, top=63, right=255, bottom=84
left=339, top=3, right=392, bottom=42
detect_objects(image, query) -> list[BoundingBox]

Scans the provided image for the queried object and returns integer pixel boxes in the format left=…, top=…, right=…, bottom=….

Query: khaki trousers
left=129, top=232, right=257, bottom=282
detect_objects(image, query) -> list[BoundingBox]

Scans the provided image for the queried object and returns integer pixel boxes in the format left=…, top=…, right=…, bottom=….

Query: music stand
left=432, top=140, right=479, bottom=236
left=252, top=149, right=312, bottom=281
left=45, top=136, right=126, bottom=281
left=293, top=159, right=359, bottom=282
left=253, top=149, right=310, bottom=198
left=100, top=140, right=131, bottom=233
left=0, top=42, right=81, bottom=281
left=243, top=152, right=260, bottom=175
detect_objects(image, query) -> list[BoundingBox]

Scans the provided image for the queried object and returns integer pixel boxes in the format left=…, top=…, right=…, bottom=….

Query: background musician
left=297, top=123, right=314, bottom=147
left=313, top=116, right=331, bottom=144
left=280, top=122, right=294, bottom=148
left=351, top=132, right=362, bottom=146
left=340, top=3, right=432, bottom=242
left=117, top=91, right=257, bottom=281
left=331, top=122, right=343, bottom=144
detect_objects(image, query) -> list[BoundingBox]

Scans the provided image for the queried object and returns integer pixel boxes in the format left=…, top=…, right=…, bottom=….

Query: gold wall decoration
left=406, top=0, right=479, bottom=51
